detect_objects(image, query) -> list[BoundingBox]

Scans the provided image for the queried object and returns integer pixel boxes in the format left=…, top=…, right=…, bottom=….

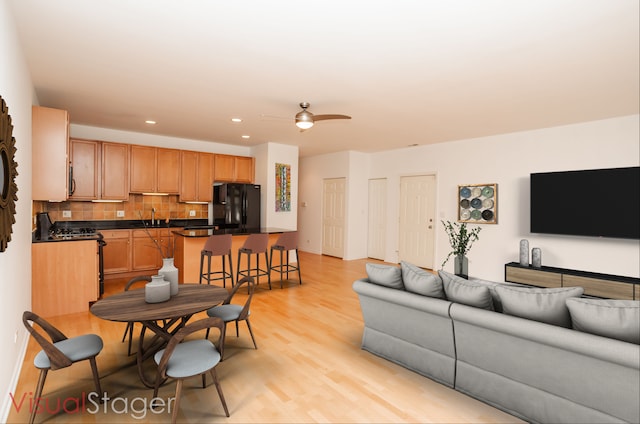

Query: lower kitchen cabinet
left=32, top=240, right=99, bottom=317
left=103, top=227, right=183, bottom=279
left=102, top=230, right=131, bottom=274
left=132, top=229, right=162, bottom=271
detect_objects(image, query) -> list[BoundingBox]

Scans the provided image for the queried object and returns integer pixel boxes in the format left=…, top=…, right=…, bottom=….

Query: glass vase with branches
left=441, top=220, right=481, bottom=269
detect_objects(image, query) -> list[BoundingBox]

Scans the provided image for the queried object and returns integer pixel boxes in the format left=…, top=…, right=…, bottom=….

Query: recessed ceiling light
left=231, top=118, right=242, bottom=123
left=241, top=135, right=250, bottom=139
left=145, top=120, right=157, bottom=125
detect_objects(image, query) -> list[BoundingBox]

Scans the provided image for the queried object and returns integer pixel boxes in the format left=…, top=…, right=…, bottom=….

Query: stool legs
left=200, top=251, right=233, bottom=287
left=237, top=249, right=271, bottom=289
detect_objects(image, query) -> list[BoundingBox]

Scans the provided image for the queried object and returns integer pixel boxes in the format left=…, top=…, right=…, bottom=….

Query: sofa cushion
left=468, top=278, right=508, bottom=313
left=495, top=285, right=584, bottom=327
left=401, top=261, right=444, bottom=298
left=566, top=298, right=640, bottom=344
left=365, top=263, right=404, bottom=289
left=439, top=270, right=494, bottom=310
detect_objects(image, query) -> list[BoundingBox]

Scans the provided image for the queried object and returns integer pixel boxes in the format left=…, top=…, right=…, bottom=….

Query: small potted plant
left=441, top=220, right=481, bottom=279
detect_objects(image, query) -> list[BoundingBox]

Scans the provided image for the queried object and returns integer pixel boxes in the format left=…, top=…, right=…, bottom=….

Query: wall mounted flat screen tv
left=530, top=166, right=640, bottom=239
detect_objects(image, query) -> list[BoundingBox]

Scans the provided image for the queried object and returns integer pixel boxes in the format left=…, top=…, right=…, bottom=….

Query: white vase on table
left=159, top=257, right=179, bottom=296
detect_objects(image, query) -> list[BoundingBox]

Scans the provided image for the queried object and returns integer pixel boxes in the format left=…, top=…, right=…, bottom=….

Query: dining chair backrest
left=23, top=311, right=72, bottom=370
left=125, top=275, right=152, bottom=291
left=226, top=276, right=256, bottom=321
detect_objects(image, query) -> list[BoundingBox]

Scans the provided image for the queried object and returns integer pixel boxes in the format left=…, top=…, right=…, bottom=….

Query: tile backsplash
left=34, top=194, right=208, bottom=224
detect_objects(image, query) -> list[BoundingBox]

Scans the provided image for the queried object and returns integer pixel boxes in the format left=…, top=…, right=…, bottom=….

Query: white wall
left=299, top=115, right=640, bottom=281
left=252, top=142, right=299, bottom=231
left=0, top=1, right=36, bottom=420
left=298, top=151, right=350, bottom=255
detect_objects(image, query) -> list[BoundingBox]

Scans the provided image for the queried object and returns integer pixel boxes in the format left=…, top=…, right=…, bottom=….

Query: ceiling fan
left=295, top=102, right=351, bottom=130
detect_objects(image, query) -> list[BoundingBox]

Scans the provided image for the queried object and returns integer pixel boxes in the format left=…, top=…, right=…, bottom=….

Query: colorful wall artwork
left=275, top=163, right=291, bottom=212
left=458, top=183, right=498, bottom=224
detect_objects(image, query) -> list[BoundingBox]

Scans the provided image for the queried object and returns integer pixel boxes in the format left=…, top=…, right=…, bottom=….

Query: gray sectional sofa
left=353, top=262, right=640, bottom=424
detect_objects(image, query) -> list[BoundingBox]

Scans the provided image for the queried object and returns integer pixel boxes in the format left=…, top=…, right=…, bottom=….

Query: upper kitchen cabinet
left=179, top=150, right=214, bottom=203
left=130, top=145, right=180, bottom=194
left=101, top=142, right=129, bottom=200
left=32, top=106, right=70, bottom=201
left=69, top=139, right=129, bottom=201
left=214, top=154, right=254, bottom=183
left=69, top=138, right=98, bottom=199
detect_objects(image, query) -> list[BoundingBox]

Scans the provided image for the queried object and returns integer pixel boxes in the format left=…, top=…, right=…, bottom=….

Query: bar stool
left=199, top=234, right=234, bottom=287
left=269, top=231, right=302, bottom=288
left=236, top=233, right=271, bottom=289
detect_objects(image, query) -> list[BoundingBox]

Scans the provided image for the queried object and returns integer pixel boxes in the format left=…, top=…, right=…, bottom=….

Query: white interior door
left=322, top=178, right=345, bottom=258
left=367, top=178, right=387, bottom=260
left=398, top=175, right=436, bottom=269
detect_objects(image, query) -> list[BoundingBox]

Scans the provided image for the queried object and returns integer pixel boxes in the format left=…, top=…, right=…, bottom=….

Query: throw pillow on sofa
left=566, top=298, right=640, bottom=344
left=365, top=263, right=404, bottom=289
left=495, top=285, right=584, bottom=328
left=438, top=270, right=494, bottom=310
left=468, top=277, right=508, bottom=313
left=401, top=261, right=445, bottom=298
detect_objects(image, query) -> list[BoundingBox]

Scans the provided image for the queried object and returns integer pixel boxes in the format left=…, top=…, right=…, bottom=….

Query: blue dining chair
left=23, top=311, right=104, bottom=424
left=205, top=276, right=257, bottom=359
left=152, top=316, right=230, bottom=423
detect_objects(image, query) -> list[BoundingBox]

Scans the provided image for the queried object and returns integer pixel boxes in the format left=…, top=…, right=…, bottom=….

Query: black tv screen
left=530, top=166, right=640, bottom=239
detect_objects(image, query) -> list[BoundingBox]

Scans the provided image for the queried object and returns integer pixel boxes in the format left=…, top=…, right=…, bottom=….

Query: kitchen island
left=173, top=227, right=293, bottom=284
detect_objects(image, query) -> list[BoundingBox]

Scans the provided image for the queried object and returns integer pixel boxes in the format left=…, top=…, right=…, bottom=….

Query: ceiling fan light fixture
left=295, top=110, right=314, bottom=129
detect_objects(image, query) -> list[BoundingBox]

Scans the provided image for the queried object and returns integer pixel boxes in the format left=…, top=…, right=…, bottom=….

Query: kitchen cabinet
left=70, top=139, right=129, bottom=201
left=130, top=145, right=180, bottom=194
left=101, top=142, right=129, bottom=200
left=102, top=230, right=131, bottom=274
left=214, top=154, right=254, bottom=183
left=132, top=229, right=162, bottom=271
left=70, top=139, right=99, bottom=199
left=32, top=240, right=99, bottom=317
left=103, top=227, right=183, bottom=277
left=180, top=150, right=214, bottom=202
left=234, top=156, right=255, bottom=183
left=32, top=106, right=70, bottom=201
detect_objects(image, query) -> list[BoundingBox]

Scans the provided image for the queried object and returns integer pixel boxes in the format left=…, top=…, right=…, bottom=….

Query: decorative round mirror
left=0, top=96, right=18, bottom=252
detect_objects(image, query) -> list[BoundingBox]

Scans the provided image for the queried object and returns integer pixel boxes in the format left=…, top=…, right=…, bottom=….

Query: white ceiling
left=8, top=0, right=639, bottom=157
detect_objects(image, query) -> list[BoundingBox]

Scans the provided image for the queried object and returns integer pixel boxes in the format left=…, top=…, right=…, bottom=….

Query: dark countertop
left=32, top=233, right=103, bottom=243
left=174, top=227, right=293, bottom=238
left=52, top=218, right=209, bottom=231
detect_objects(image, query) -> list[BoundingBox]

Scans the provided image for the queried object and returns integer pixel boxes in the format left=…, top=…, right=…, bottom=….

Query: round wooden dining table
left=91, top=283, right=229, bottom=387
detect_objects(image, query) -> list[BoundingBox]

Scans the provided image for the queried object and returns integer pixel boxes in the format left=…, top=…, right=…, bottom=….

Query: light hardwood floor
left=9, top=252, right=523, bottom=423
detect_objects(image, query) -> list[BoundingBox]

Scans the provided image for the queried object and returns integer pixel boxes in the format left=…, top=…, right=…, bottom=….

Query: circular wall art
left=458, top=183, right=497, bottom=224
left=0, top=96, right=19, bottom=252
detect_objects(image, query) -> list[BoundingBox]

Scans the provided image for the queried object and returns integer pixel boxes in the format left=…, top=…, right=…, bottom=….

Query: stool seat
left=200, top=234, right=234, bottom=287
left=236, top=233, right=271, bottom=289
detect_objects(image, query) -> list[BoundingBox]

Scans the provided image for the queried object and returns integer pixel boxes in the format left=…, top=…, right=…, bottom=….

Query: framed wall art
left=458, top=183, right=497, bottom=224
left=0, top=95, right=19, bottom=252
left=275, top=163, right=291, bottom=212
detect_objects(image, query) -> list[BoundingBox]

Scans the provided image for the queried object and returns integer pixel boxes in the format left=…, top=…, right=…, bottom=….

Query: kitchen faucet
left=151, top=208, right=156, bottom=226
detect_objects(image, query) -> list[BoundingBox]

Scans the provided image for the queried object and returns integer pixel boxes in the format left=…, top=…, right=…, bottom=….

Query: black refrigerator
left=213, top=183, right=261, bottom=229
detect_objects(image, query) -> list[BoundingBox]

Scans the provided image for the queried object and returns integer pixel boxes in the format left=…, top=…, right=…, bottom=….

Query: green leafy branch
left=441, top=220, right=481, bottom=268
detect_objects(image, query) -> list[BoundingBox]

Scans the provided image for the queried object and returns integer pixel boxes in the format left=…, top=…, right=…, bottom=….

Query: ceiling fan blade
left=313, top=114, right=352, bottom=121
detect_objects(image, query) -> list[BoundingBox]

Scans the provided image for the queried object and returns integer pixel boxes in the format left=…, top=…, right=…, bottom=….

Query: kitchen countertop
left=53, top=218, right=209, bottom=231
left=174, top=227, right=293, bottom=238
